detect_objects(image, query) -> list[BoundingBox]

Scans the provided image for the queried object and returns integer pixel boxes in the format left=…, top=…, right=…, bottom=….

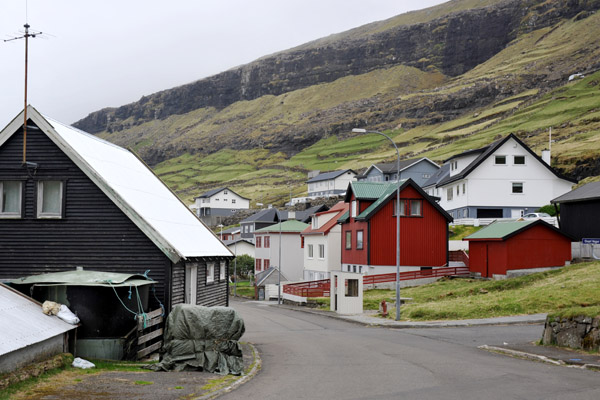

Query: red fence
left=449, top=250, right=470, bottom=268
left=283, top=266, right=470, bottom=298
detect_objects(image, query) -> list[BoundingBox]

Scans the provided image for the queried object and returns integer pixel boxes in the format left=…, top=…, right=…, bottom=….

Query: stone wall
left=542, top=315, right=600, bottom=351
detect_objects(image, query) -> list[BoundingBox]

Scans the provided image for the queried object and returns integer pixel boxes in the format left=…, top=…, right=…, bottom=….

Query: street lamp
left=352, top=128, right=401, bottom=321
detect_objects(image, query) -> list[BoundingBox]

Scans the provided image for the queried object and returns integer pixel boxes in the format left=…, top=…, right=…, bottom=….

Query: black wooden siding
left=560, top=201, right=600, bottom=241
left=195, top=259, right=229, bottom=307
left=0, top=124, right=172, bottom=308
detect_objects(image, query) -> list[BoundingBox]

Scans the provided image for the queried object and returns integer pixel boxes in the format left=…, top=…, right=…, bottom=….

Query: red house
left=339, top=180, right=452, bottom=274
left=464, top=220, right=572, bottom=278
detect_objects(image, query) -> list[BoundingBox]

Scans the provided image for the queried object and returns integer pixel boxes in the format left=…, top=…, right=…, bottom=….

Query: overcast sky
left=1, top=0, right=447, bottom=125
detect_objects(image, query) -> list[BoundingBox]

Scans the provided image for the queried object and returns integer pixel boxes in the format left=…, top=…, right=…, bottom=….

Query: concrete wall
left=0, top=334, right=66, bottom=374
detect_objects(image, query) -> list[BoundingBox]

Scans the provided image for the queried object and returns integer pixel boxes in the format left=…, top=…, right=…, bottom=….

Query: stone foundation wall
left=542, top=315, right=600, bottom=351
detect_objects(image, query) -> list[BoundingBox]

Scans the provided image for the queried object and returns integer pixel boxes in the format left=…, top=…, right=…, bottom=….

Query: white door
left=511, top=209, right=523, bottom=218
left=185, top=264, right=198, bottom=305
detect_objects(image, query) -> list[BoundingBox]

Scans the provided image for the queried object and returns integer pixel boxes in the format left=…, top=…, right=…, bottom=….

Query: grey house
left=357, top=158, right=439, bottom=187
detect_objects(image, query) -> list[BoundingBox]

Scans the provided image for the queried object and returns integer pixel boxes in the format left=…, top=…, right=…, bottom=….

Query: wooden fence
left=283, top=266, right=470, bottom=298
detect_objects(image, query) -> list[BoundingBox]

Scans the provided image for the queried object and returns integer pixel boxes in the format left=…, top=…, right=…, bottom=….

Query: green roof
left=350, top=181, right=399, bottom=200
left=337, top=211, right=349, bottom=223
left=464, top=220, right=537, bottom=240
left=255, top=219, right=309, bottom=233
left=10, top=269, right=155, bottom=287
left=356, top=181, right=402, bottom=220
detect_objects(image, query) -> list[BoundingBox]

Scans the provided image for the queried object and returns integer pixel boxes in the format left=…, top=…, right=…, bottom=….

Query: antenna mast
left=5, top=23, right=42, bottom=164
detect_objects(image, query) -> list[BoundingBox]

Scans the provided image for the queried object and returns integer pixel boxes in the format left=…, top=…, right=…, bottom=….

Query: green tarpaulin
left=149, top=304, right=245, bottom=375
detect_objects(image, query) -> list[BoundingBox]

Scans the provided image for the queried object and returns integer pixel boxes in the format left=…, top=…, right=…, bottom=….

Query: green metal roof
left=356, top=182, right=402, bottom=220
left=350, top=181, right=399, bottom=200
left=255, top=219, right=309, bottom=233
left=337, top=211, right=349, bottom=223
left=464, top=220, right=537, bottom=240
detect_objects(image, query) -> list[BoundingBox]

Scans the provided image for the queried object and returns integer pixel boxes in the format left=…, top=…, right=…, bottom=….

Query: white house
left=301, top=201, right=349, bottom=281
left=224, top=238, right=255, bottom=258
left=306, top=169, right=356, bottom=198
left=424, top=134, right=576, bottom=219
left=193, top=187, right=250, bottom=226
left=253, top=220, right=309, bottom=282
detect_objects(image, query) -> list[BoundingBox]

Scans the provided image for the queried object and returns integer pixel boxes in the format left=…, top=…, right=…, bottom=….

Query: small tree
left=232, top=254, right=255, bottom=280
left=537, top=204, right=559, bottom=216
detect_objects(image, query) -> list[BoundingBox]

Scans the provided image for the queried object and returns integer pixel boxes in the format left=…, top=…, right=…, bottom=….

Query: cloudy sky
left=1, top=0, right=446, bottom=125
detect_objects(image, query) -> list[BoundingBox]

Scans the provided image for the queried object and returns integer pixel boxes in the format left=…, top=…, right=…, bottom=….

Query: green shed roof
left=255, top=219, right=309, bottom=233
left=356, top=182, right=402, bottom=219
left=464, top=220, right=537, bottom=240
left=11, top=269, right=155, bottom=287
left=349, top=181, right=399, bottom=200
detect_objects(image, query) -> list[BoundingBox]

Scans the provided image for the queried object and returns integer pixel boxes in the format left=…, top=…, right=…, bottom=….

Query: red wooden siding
left=341, top=184, right=449, bottom=268
left=370, top=185, right=448, bottom=267
left=468, top=224, right=571, bottom=277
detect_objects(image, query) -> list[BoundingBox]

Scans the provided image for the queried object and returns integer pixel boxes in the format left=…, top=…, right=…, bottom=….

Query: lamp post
left=277, top=216, right=283, bottom=305
left=352, top=128, right=401, bottom=321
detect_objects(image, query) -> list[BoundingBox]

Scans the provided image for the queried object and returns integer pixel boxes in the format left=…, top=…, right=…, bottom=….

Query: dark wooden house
left=339, top=180, right=453, bottom=275
left=464, top=220, right=572, bottom=278
left=0, top=107, right=232, bottom=311
left=551, top=181, right=600, bottom=241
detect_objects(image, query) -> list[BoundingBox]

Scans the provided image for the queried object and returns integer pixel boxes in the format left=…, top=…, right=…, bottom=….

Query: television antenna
left=4, top=22, right=44, bottom=164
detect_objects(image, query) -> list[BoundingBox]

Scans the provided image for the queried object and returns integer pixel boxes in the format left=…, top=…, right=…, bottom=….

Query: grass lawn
left=449, top=225, right=483, bottom=240
left=230, top=280, right=255, bottom=298
left=314, top=261, right=600, bottom=321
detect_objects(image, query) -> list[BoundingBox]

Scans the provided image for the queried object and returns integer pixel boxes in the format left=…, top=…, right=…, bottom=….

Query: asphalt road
left=223, top=299, right=599, bottom=400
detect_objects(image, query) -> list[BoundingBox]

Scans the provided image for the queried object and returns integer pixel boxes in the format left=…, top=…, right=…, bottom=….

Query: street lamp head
left=352, top=128, right=367, bottom=133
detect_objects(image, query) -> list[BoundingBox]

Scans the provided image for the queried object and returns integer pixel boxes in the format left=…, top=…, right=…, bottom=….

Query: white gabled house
left=301, top=201, right=349, bottom=281
left=193, top=187, right=250, bottom=226
left=424, top=134, right=576, bottom=219
left=306, top=169, right=356, bottom=198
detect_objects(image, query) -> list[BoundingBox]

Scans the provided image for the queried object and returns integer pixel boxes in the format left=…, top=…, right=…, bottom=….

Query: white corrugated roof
left=0, top=107, right=232, bottom=262
left=0, top=284, right=76, bottom=356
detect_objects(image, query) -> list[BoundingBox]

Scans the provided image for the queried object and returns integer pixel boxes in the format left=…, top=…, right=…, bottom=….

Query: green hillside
left=92, top=2, right=600, bottom=206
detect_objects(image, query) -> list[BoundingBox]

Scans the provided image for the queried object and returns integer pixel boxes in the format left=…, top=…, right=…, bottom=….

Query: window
left=312, top=216, right=318, bottom=229
left=224, top=198, right=228, bottom=202
left=495, top=155, right=507, bottom=165
left=207, top=263, right=215, bottom=283
left=308, top=244, right=314, bottom=258
left=232, top=199, right=236, bottom=204
left=249, top=225, right=253, bottom=232
left=410, top=200, right=422, bottom=216
left=512, top=182, right=524, bottom=194
left=462, top=183, right=466, bottom=194
left=215, top=198, right=220, bottom=201
left=0, top=181, right=22, bottom=218
left=318, top=244, right=325, bottom=259
left=37, top=181, right=63, bottom=218
left=351, top=200, right=357, bottom=218
left=345, top=231, right=352, bottom=249
left=224, top=190, right=228, bottom=195
left=447, top=187, right=453, bottom=201
left=514, top=155, right=525, bottom=165
left=264, top=259, right=270, bottom=269
left=256, top=236, right=262, bottom=248
left=255, top=258, right=262, bottom=272
left=220, top=261, right=226, bottom=280
left=423, top=173, right=431, bottom=179
left=393, top=199, right=406, bottom=216
left=346, top=279, right=359, bottom=297
left=356, top=231, right=364, bottom=250
left=264, top=236, right=270, bottom=248
left=456, top=185, right=459, bottom=196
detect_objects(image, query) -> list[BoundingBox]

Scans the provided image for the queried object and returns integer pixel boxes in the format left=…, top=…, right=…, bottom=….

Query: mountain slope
left=73, top=0, right=600, bottom=205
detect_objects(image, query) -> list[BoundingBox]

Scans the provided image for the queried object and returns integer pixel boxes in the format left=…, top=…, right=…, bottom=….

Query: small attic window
left=495, top=155, right=507, bottom=165
left=0, top=181, right=22, bottom=218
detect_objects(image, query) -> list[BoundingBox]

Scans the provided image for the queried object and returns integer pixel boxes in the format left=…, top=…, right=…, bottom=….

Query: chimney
left=541, top=149, right=551, bottom=165
left=288, top=211, right=296, bottom=220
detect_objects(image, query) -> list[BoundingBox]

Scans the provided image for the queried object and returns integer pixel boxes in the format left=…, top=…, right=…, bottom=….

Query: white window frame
left=494, top=155, right=507, bottom=165
left=0, top=181, right=22, bottom=218
left=512, top=182, right=524, bottom=194
left=318, top=244, right=325, bottom=259
left=308, top=244, right=314, bottom=259
left=37, top=181, right=63, bottom=219
left=220, top=261, right=226, bottom=280
left=351, top=200, right=357, bottom=218
left=513, top=155, right=526, bottom=165
left=207, top=262, right=215, bottom=283
left=356, top=231, right=364, bottom=250
left=232, top=199, right=236, bottom=204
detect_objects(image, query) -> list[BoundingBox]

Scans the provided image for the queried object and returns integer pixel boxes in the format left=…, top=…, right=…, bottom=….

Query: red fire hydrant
left=380, top=300, right=388, bottom=317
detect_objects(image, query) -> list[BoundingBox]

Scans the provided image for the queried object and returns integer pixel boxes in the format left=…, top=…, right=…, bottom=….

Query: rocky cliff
left=73, top=0, right=599, bottom=135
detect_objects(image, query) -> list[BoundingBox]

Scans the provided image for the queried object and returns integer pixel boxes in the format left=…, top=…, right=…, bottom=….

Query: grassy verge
left=230, top=280, right=255, bottom=298
left=313, top=261, right=600, bottom=321
left=449, top=225, right=483, bottom=240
